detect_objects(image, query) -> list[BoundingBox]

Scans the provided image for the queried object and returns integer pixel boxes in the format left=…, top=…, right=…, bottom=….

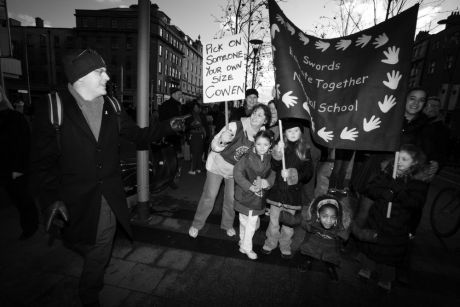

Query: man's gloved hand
left=170, top=115, right=191, bottom=132
left=45, top=200, right=70, bottom=232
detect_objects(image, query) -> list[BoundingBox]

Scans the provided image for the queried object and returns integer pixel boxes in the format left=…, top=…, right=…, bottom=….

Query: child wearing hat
left=261, top=119, right=313, bottom=259
left=299, top=195, right=352, bottom=281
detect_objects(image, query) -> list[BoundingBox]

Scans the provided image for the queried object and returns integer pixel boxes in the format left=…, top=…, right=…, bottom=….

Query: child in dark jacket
left=356, top=144, right=429, bottom=291
left=262, top=119, right=313, bottom=259
left=234, top=130, right=276, bottom=260
left=299, top=195, right=351, bottom=280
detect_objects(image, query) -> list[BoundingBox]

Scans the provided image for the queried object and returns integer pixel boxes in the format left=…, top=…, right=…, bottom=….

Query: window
left=111, top=37, right=119, bottom=49
left=446, top=56, right=454, bottom=70
left=97, top=18, right=104, bottom=28
left=82, top=18, right=89, bottom=28
left=126, top=37, right=133, bottom=50
left=126, top=75, right=132, bottom=88
left=158, top=79, right=162, bottom=91
left=159, top=28, right=163, bottom=36
left=159, top=45, right=162, bottom=56
left=126, top=19, right=134, bottom=29
left=165, top=64, right=168, bottom=76
left=165, top=49, right=168, bottom=59
left=429, top=61, right=436, bottom=74
left=53, top=36, right=60, bottom=48
left=111, top=19, right=118, bottom=29
left=158, top=62, right=162, bottom=73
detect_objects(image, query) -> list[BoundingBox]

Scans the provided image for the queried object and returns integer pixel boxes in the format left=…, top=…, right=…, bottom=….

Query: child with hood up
left=298, top=194, right=352, bottom=281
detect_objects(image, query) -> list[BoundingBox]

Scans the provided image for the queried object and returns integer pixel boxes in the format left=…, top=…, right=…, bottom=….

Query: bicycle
left=430, top=187, right=460, bottom=238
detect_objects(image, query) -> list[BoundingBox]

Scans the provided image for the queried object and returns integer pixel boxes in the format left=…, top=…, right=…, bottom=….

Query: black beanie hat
left=245, top=88, right=258, bottom=98
left=63, top=49, right=106, bottom=84
left=282, top=118, right=304, bottom=132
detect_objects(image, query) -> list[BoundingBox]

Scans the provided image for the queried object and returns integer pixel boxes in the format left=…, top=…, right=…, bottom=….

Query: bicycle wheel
left=430, top=188, right=460, bottom=237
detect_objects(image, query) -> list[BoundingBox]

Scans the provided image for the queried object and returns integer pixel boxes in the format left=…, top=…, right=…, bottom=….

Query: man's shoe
left=188, top=226, right=199, bottom=238
left=260, top=247, right=272, bottom=255
left=188, top=170, right=196, bottom=175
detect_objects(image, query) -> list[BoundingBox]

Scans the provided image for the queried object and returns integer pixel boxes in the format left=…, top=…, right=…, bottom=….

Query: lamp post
left=249, top=39, right=263, bottom=89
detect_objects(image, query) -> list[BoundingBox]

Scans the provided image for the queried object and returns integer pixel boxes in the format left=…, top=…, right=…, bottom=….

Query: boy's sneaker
left=188, top=170, right=196, bottom=175
left=188, top=226, right=199, bottom=238
left=239, top=248, right=258, bottom=260
left=226, top=228, right=236, bottom=237
left=261, top=246, right=272, bottom=255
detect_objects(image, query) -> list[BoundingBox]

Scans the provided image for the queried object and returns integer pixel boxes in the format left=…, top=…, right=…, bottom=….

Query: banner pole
left=386, top=151, right=399, bottom=218
left=225, top=101, right=229, bottom=130
left=278, top=119, right=287, bottom=182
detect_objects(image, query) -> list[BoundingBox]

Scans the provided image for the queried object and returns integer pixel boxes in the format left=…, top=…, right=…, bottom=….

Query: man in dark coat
left=159, top=87, right=183, bottom=155
left=30, top=49, right=183, bottom=306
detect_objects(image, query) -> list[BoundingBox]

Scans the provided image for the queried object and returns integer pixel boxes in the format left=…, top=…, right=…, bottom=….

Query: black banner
left=268, top=0, right=418, bottom=151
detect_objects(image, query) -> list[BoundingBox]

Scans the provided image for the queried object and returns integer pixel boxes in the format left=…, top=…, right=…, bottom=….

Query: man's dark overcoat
left=31, top=88, right=172, bottom=244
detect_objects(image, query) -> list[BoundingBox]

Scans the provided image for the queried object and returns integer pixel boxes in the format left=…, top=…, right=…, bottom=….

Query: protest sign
left=203, top=33, right=246, bottom=103
left=268, top=0, right=418, bottom=151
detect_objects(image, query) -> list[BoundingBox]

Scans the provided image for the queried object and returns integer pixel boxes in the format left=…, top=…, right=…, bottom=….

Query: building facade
left=5, top=1, right=202, bottom=110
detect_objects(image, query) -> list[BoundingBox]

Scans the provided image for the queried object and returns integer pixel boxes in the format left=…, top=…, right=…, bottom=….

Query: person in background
left=267, top=100, right=280, bottom=140
left=30, top=49, right=184, bottom=307
left=159, top=87, right=183, bottom=158
left=421, top=96, right=450, bottom=165
left=233, top=130, right=276, bottom=260
left=188, top=104, right=271, bottom=239
left=229, top=88, right=259, bottom=122
left=0, top=85, right=38, bottom=240
left=187, top=102, right=208, bottom=175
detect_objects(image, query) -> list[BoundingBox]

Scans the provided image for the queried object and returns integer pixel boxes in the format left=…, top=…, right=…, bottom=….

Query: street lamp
left=249, top=39, right=263, bottom=89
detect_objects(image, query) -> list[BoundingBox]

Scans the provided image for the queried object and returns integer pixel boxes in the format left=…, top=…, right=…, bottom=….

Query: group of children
left=195, top=115, right=428, bottom=292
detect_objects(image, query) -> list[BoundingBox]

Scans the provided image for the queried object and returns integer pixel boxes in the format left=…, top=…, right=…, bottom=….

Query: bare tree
left=311, top=0, right=448, bottom=39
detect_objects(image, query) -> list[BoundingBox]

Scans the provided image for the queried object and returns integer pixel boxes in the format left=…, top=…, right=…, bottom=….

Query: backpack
left=47, top=91, right=122, bottom=151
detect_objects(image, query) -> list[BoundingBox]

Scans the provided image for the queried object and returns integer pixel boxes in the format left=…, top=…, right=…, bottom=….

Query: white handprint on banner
left=373, top=33, right=389, bottom=48
left=285, top=22, right=295, bottom=35
left=315, top=40, right=330, bottom=52
left=335, top=39, right=352, bottom=51
left=298, top=33, right=309, bottom=45
left=276, top=14, right=285, bottom=25
left=340, top=127, right=359, bottom=141
left=271, top=24, right=280, bottom=39
left=356, top=34, right=372, bottom=47
left=363, top=116, right=381, bottom=132
left=383, top=70, right=402, bottom=90
left=381, top=46, right=400, bottom=65
left=282, top=91, right=298, bottom=108
left=318, top=127, right=334, bottom=142
left=378, top=95, right=397, bottom=113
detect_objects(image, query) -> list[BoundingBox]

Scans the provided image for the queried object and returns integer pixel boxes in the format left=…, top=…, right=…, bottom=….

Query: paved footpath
left=1, top=167, right=460, bottom=307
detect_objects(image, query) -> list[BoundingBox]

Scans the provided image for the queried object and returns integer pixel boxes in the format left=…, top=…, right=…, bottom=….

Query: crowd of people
left=0, top=46, right=455, bottom=306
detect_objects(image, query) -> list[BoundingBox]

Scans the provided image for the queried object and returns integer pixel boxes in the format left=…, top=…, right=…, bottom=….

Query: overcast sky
left=8, top=0, right=460, bottom=42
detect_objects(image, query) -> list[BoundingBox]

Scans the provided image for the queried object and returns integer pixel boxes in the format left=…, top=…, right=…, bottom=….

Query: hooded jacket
left=233, top=147, right=275, bottom=215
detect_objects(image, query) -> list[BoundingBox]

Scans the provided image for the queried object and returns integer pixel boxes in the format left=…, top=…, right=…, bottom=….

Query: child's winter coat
left=267, top=140, right=313, bottom=208
left=359, top=163, right=429, bottom=265
left=300, top=195, right=352, bottom=265
left=233, top=147, right=275, bottom=216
